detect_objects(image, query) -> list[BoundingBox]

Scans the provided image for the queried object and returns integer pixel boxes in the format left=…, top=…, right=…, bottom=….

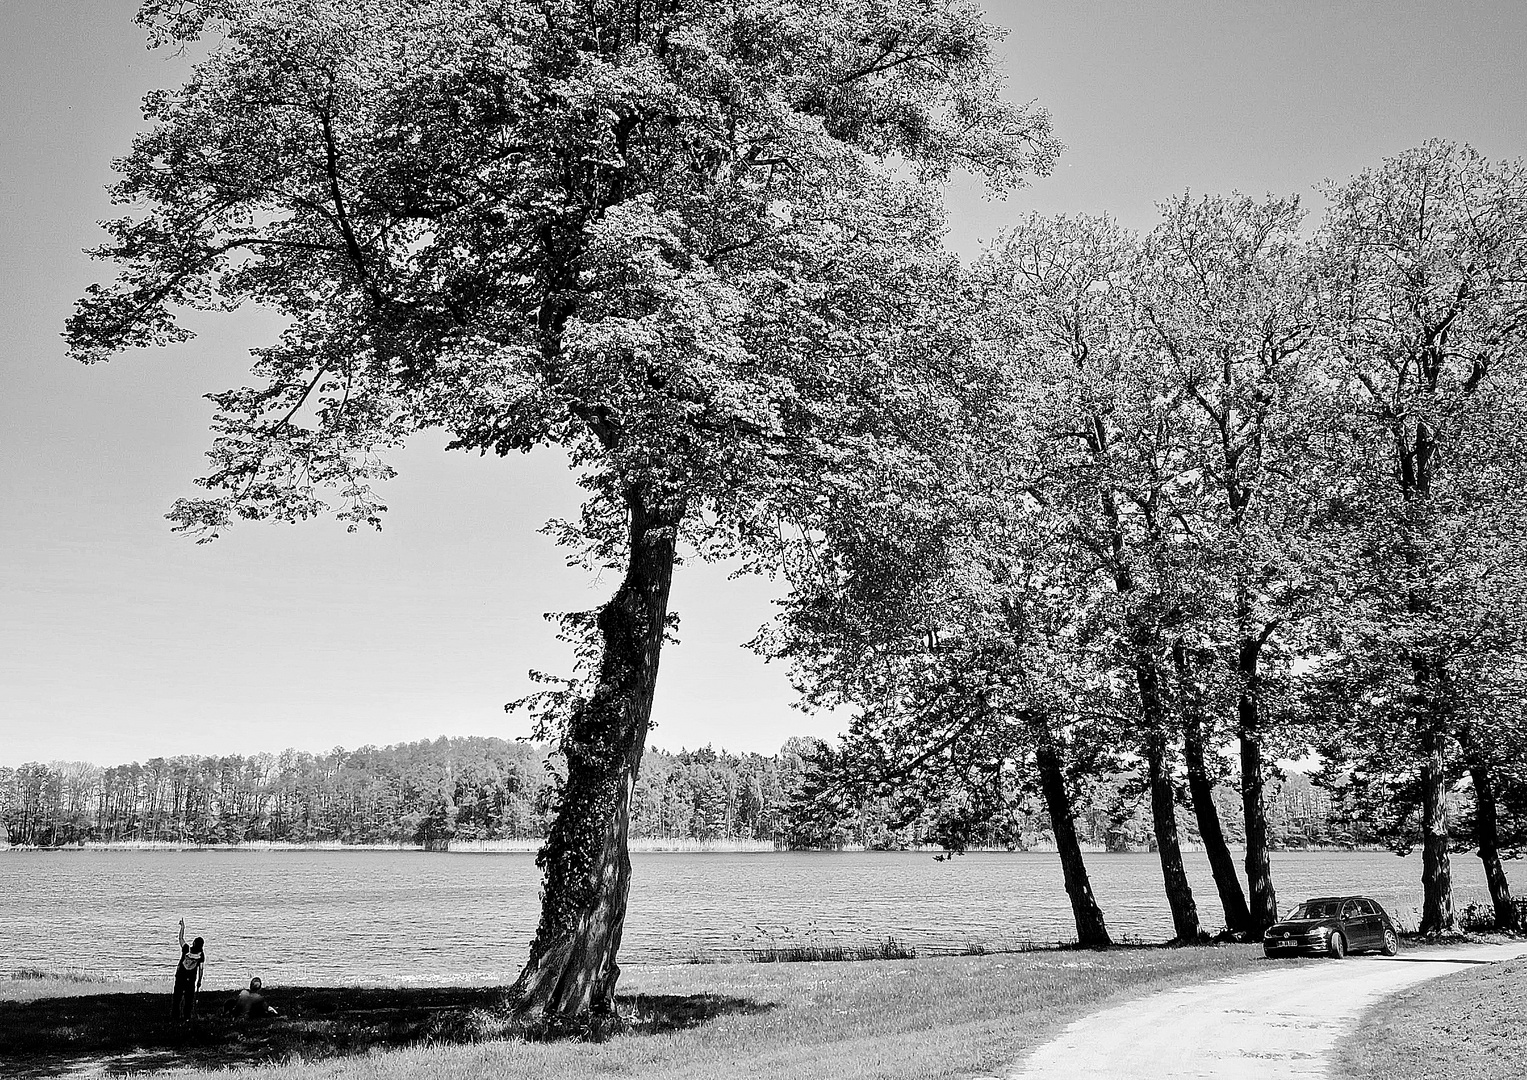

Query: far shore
left=0, top=838, right=1389, bottom=855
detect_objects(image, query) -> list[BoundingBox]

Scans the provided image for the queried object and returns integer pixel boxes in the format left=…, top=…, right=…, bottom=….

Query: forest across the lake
left=0, top=734, right=1440, bottom=853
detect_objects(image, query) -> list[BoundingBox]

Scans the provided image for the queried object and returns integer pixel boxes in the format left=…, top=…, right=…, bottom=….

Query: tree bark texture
left=1469, top=763, right=1519, bottom=932
left=510, top=491, right=679, bottom=1023
left=1235, top=635, right=1279, bottom=935
left=1036, top=742, right=1111, bottom=947
left=1417, top=727, right=1455, bottom=934
left=1398, top=417, right=1455, bottom=935
left=1174, top=644, right=1251, bottom=936
left=1175, top=662, right=1251, bottom=935
left=1137, top=662, right=1201, bottom=942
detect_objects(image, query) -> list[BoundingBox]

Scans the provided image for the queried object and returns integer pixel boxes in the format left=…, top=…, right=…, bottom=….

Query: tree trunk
left=1400, top=422, right=1454, bottom=935
left=510, top=490, right=679, bottom=1025
left=1144, top=731, right=1201, bottom=941
left=1137, top=661, right=1201, bottom=942
left=1469, top=762, right=1519, bottom=932
left=1417, top=726, right=1455, bottom=934
left=1036, top=742, right=1111, bottom=947
left=1174, top=646, right=1250, bottom=936
left=1235, top=634, right=1278, bottom=935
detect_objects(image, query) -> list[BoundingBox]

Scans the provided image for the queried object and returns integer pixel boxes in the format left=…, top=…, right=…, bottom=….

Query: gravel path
left=1004, top=941, right=1527, bottom=1079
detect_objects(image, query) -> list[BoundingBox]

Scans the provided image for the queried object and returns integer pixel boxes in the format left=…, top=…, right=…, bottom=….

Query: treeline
left=1, top=735, right=1379, bottom=852
left=0, top=738, right=784, bottom=848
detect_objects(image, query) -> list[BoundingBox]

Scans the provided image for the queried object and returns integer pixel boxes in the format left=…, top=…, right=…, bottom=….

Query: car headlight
left=1306, top=927, right=1330, bottom=938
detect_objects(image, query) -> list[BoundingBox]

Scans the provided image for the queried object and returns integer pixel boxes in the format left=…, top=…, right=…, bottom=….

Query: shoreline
left=0, top=839, right=1393, bottom=854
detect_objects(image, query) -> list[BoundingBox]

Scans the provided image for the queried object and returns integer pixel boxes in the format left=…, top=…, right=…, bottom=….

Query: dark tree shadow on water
left=0, top=986, right=778, bottom=1077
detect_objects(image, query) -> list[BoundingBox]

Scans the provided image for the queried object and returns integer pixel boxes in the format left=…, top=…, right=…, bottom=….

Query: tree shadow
left=0, top=985, right=778, bottom=1077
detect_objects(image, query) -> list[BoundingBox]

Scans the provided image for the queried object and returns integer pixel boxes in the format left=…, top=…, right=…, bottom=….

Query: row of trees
left=772, top=144, right=1527, bottom=948
left=0, top=736, right=1421, bottom=853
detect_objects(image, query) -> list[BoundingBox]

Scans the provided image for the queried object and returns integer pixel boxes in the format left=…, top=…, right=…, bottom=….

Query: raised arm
left=178, top=918, right=186, bottom=949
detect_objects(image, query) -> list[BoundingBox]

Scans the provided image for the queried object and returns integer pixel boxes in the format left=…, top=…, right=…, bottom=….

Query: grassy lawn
left=3, top=944, right=1261, bottom=1079
left=1334, top=954, right=1527, bottom=1080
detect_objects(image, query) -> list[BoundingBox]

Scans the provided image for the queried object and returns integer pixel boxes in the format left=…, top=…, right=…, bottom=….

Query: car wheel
left=1381, top=928, right=1399, bottom=956
left=1328, top=932, right=1347, bottom=959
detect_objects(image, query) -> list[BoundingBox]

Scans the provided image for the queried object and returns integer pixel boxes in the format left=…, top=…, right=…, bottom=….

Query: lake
left=1, top=849, right=1496, bottom=988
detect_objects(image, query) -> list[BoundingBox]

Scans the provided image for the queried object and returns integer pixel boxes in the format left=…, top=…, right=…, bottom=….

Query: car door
left=1339, top=900, right=1369, bottom=949
left=1357, top=899, right=1384, bottom=949
left=1352, top=899, right=1380, bottom=950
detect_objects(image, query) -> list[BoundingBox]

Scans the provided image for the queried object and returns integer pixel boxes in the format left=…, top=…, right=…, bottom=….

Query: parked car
left=1262, top=896, right=1400, bottom=959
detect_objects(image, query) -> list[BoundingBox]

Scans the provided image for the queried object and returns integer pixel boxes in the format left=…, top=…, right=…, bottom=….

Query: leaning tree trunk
left=1417, top=725, right=1455, bottom=935
left=1235, top=633, right=1278, bottom=935
left=1174, top=644, right=1250, bottom=936
left=1137, top=662, right=1201, bottom=942
left=510, top=490, right=680, bottom=1026
left=1469, top=762, right=1519, bottom=932
left=1036, top=742, right=1111, bottom=947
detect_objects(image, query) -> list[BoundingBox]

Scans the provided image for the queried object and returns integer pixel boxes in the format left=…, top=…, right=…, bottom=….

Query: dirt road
left=1006, top=941, right=1527, bottom=1079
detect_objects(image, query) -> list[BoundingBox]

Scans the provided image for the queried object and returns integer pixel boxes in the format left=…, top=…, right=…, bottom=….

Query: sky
left=4, top=1, right=1527, bottom=766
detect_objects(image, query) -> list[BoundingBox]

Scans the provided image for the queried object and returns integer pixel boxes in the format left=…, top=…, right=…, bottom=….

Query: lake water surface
left=1, top=849, right=1495, bottom=988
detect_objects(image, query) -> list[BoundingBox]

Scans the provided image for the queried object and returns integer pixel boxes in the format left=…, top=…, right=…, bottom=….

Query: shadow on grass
left=0, top=985, right=778, bottom=1077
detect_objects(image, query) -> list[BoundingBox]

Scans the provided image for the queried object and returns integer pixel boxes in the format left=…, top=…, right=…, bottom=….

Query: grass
left=1334, top=954, right=1527, bottom=1080
left=4, top=970, right=152, bottom=1001
left=1, top=943, right=1262, bottom=1079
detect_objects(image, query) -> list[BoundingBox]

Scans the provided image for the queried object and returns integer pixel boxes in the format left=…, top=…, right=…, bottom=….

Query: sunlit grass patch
left=4, top=969, right=150, bottom=1001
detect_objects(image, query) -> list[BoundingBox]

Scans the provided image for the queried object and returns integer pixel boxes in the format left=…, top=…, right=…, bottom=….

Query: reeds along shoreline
left=0, top=838, right=1388, bottom=854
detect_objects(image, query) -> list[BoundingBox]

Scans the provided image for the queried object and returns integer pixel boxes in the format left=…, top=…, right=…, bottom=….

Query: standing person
left=172, top=918, right=205, bottom=1022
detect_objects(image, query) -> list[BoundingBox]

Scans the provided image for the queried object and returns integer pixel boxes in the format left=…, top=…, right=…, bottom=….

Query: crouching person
left=235, top=977, right=280, bottom=1019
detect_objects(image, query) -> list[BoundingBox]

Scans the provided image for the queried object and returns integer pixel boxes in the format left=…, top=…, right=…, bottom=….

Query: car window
left=1341, top=901, right=1360, bottom=918
left=1355, top=900, right=1376, bottom=916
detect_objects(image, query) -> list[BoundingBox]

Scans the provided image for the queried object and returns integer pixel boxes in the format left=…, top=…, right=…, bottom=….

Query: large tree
left=68, top=0, right=1057, bottom=1023
left=767, top=468, right=1118, bottom=948
left=1138, top=192, right=1326, bottom=935
left=1311, top=141, right=1527, bottom=934
left=975, top=214, right=1204, bottom=941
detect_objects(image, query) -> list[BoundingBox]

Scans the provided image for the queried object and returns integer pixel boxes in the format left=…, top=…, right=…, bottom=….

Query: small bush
left=1458, top=901, right=1494, bottom=933
left=1456, top=898, right=1527, bottom=934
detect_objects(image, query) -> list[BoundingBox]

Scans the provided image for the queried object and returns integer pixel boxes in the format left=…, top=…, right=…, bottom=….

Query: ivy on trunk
left=511, top=492, right=678, bottom=1021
